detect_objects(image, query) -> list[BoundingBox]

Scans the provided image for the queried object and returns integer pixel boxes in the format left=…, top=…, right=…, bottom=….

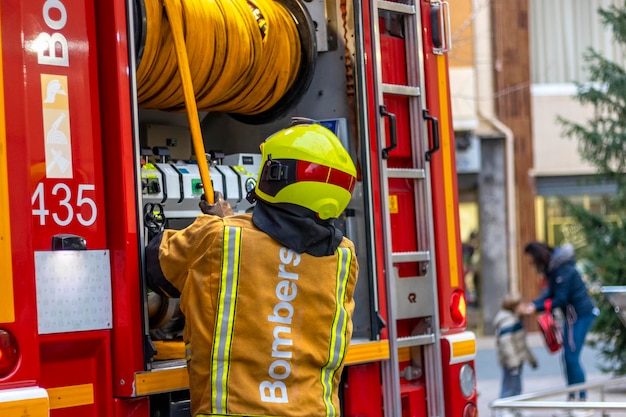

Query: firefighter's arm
left=342, top=241, right=359, bottom=347
left=146, top=232, right=181, bottom=298
left=146, top=215, right=221, bottom=296
left=345, top=242, right=359, bottom=315
left=199, top=191, right=234, bottom=217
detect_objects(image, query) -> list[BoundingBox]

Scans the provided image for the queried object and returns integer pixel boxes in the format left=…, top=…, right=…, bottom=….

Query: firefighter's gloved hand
left=199, top=192, right=234, bottom=217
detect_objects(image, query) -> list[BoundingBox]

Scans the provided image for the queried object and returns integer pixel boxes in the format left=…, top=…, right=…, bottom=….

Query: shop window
left=536, top=194, right=618, bottom=247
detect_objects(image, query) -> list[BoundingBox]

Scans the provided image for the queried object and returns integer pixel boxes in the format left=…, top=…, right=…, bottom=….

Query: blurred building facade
left=530, top=0, right=622, bottom=247
left=448, top=0, right=623, bottom=334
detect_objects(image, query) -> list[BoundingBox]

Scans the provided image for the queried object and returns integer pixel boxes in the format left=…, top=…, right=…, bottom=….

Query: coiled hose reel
left=132, top=0, right=317, bottom=125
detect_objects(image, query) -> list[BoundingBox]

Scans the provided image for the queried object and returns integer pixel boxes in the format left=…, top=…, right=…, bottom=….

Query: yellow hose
left=161, top=0, right=214, bottom=202
left=137, top=0, right=302, bottom=202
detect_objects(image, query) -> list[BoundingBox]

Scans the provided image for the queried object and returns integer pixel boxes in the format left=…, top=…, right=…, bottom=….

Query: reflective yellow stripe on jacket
left=211, top=226, right=242, bottom=414
left=321, top=247, right=352, bottom=417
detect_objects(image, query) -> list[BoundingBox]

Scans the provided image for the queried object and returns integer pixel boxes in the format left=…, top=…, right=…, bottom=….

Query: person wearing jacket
left=146, top=121, right=359, bottom=417
left=518, top=241, right=597, bottom=403
left=494, top=293, right=538, bottom=402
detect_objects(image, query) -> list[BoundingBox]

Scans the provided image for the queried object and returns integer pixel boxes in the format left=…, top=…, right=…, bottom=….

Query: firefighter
left=146, top=121, right=359, bottom=417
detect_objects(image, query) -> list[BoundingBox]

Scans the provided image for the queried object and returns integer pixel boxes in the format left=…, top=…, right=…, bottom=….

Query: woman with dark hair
left=518, top=241, right=597, bottom=405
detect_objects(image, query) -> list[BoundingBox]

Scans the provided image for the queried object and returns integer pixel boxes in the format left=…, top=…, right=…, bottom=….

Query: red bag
left=537, top=299, right=562, bottom=353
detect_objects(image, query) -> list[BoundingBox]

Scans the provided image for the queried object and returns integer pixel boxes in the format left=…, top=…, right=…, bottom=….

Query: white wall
left=449, top=67, right=478, bottom=131
left=531, top=86, right=597, bottom=176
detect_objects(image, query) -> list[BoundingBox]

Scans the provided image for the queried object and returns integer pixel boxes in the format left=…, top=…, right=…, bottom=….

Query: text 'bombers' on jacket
left=146, top=213, right=359, bottom=417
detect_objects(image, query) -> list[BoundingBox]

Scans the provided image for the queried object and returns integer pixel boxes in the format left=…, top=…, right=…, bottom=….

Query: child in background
left=494, top=294, right=538, bottom=404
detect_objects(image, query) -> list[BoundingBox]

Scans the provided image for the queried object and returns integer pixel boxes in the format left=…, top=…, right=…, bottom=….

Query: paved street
left=475, top=333, right=626, bottom=416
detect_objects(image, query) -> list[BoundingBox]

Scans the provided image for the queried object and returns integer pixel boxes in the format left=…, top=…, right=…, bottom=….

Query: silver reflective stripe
left=211, top=226, right=242, bottom=414
left=321, top=247, right=353, bottom=417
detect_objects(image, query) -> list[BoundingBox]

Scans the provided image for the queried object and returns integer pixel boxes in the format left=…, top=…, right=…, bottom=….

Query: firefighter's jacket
left=148, top=213, right=359, bottom=417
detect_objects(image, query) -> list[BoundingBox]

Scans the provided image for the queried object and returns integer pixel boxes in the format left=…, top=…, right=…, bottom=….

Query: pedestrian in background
left=518, top=241, right=597, bottom=406
left=494, top=293, right=538, bottom=406
left=462, top=231, right=480, bottom=307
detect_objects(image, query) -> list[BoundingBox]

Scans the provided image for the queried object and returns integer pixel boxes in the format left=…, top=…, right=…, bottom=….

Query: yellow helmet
left=252, top=121, right=357, bottom=220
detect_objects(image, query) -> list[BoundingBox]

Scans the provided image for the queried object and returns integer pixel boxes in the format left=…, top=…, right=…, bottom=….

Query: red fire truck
left=0, top=0, right=477, bottom=416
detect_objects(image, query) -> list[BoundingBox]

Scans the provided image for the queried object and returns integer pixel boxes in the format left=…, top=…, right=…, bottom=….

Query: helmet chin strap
left=246, top=188, right=257, bottom=204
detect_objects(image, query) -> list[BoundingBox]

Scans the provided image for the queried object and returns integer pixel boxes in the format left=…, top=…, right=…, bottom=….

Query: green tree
left=557, top=3, right=626, bottom=375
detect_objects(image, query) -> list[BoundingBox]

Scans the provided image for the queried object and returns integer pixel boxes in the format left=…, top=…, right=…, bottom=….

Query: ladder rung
left=377, top=0, right=415, bottom=15
left=391, top=251, right=430, bottom=263
left=386, top=168, right=425, bottom=179
left=396, top=334, right=435, bottom=348
left=382, top=83, right=421, bottom=97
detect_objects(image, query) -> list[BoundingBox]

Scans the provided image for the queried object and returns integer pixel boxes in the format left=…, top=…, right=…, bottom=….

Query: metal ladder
left=371, top=1, right=446, bottom=416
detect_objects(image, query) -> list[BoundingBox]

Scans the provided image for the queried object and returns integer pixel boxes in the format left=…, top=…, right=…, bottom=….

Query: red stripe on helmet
left=296, top=161, right=356, bottom=193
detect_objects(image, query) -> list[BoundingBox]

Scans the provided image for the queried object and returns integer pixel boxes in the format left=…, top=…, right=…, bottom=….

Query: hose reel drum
left=133, top=0, right=317, bottom=125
